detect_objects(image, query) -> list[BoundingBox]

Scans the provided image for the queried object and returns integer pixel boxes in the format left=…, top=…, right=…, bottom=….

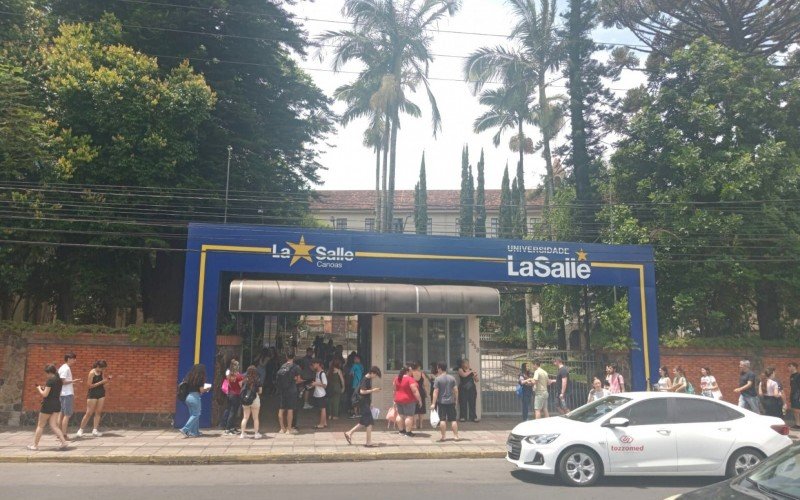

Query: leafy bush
left=0, top=321, right=179, bottom=346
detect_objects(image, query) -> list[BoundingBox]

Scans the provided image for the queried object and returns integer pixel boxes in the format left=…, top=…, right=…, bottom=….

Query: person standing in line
left=76, top=360, right=111, bottom=438
left=457, top=359, right=479, bottom=422
left=531, top=359, right=550, bottom=419
left=393, top=364, right=422, bottom=436
left=734, top=360, right=760, bottom=412
left=28, top=364, right=69, bottom=450
left=343, top=366, right=382, bottom=447
left=700, top=367, right=722, bottom=399
left=300, top=347, right=315, bottom=410
left=656, top=366, right=672, bottom=392
left=326, top=358, right=345, bottom=421
left=239, top=365, right=263, bottom=439
left=179, top=364, right=210, bottom=438
left=412, top=362, right=430, bottom=430
left=759, top=368, right=783, bottom=417
left=587, top=377, right=610, bottom=403
left=670, top=366, right=688, bottom=393
left=58, top=352, right=80, bottom=438
left=551, top=358, right=570, bottom=414
left=310, top=359, right=328, bottom=429
left=605, top=364, right=625, bottom=394
left=349, top=354, right=365, bottom=418
left=788, top=362, right=800, bottom=429
left=519, top=363, right=534, bottom=421
left=276, top=353, right=301, bottom=434
left=431, top=362, right=460, bottom=442
left=223, top=360, right=244, bottom=435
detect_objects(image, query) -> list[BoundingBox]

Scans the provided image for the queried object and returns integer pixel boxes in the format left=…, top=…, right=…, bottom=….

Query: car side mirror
left=603, top=417, right=630, bottom=428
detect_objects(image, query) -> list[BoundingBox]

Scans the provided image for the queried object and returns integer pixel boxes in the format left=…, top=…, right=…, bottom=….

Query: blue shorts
left=59, top=395, right=74, bottom=416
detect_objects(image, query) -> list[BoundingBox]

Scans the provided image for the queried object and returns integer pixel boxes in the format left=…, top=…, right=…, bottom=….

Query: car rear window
left=673, top=398, right=744, bottom=423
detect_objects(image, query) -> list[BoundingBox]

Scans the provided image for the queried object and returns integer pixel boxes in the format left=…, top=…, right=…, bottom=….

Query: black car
left=671, top=443, right=800, bottom=500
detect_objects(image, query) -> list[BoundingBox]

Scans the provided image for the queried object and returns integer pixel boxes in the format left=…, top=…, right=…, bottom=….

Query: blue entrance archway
left=177, top=223, right=659, bottom=426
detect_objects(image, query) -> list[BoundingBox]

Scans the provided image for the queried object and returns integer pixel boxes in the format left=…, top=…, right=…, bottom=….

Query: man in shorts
left=58, top=352, right=80, bottom=437
left=531, top=359, right=549, bottom=419
left=276, top=353, right=301, bottom=434
left=310, top=359, right=328, bottom=429
left=431, top=362, right=460, bottom=442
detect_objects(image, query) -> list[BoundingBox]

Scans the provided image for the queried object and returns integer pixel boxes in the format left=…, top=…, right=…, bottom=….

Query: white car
left=506, top=392, right=792, bottom=487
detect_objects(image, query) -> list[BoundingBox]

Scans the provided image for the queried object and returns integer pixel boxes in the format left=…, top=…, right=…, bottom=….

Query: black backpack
left=177, top=381, right=189, bottom=402
left=276, top=363, right=294, bottom=391
left=241, top=381, right=259, bottom=406
left=351, top=379, right=365, bottom=406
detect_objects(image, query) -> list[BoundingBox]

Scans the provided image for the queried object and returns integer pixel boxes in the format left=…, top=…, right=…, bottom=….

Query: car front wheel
left=726, top=448, right=765, bottom=477
left=557, top=446, right=603, bottom=487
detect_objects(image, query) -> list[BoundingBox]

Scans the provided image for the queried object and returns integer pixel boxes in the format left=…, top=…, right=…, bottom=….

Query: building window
left=490, top=217, right=499, bottom=237
left=385, top=317, right=467, bottom=371
left=528, top=216, right=541, bottom=233
left=454, top=217, right=460, bottom=235
left=364, top=218, right=375, bottom=232
left=335, top=218, right=347, bottom=230
left=427, top=217, right=433, bottom=235
left=392, top=217, right=403, bottom=233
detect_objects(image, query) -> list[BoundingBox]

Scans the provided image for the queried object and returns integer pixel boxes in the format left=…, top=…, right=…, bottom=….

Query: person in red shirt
left=223, top=360, right=244, bottom=435
left=393, top=364, right=422, bottom=437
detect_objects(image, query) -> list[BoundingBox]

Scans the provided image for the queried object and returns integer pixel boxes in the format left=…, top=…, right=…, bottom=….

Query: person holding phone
left=179, top=364, right=211, bottom=438
left=77, top=360, right=110, bottom=438
left=29, top=364, right=69, bottom=450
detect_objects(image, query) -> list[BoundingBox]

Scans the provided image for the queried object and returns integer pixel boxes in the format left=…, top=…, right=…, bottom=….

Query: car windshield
left=745, top=445, right=800, bottom=499
left=564, top=396, right=631, bottom=423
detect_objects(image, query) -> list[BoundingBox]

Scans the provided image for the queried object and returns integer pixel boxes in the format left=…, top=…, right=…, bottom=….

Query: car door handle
left=718, top=428, right=731, bottom=432
left=657, top=429, right=671, bottom=436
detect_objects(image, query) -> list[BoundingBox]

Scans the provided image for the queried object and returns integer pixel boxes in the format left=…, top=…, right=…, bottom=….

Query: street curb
left=0, top=449, right=506, bottom=465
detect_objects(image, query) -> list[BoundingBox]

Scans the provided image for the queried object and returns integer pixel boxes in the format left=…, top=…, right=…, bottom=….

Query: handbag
left=515, top=384, right=523, bottom=399
left=221, top=377, right=230, bottom=395
left=371, top=406, right=380, bottom=419
left=430, top=408, right=440, bottom=428
left=386, top=405, right=397, bottom=422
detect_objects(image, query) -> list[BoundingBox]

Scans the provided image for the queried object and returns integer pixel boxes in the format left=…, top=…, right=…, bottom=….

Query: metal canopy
left=229, top=280, right=500, bottom=316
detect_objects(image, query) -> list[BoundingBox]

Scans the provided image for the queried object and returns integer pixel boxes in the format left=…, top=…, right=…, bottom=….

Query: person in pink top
left=393, top=364, right=422, bottom=437
left=605, top=364, right=625, bottom=394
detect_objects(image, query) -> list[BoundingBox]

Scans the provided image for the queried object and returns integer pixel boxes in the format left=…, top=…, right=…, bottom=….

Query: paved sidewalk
left=0, top=418, right=514, bottom=464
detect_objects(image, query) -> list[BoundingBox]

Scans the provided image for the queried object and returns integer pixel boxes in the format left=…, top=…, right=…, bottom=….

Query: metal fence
left=480, top=349, right=603, bottom=417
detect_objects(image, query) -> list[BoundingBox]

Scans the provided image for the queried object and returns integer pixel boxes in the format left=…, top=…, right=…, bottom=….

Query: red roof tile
left=311, top=190, right=542, bottom=211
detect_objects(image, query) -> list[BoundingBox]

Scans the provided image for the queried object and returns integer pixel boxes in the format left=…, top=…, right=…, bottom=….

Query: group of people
left=29, top=352, right=112, bottom=451
left=517, top=358, right=573, bottom=421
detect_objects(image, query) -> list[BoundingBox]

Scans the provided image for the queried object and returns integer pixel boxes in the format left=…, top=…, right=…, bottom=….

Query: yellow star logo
left=576, top=249, right=588, bottom=261
left=286, top=236, right=315, bottom=266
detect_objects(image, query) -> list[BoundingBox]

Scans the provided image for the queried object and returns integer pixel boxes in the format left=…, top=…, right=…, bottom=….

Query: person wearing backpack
left=239, top=366, right=263, bottom=439
left=670, top=366, right=689, bottom=393
left=344, top=366, right=382, bottom=447
left=276, top=354, right=301, bottom=434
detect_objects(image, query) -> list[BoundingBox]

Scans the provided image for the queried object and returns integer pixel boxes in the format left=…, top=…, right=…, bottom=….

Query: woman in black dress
left=458, top=359, right=479, bottom=422
left=412, top=362, right=429, bottom=429
left=29, top=364, right=68, bottom=450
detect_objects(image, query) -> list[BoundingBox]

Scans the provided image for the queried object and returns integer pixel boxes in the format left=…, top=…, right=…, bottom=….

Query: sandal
left=314, top=425, right=327, bottom=429
left=26, top=445, right=38, bottom=451
left=344, top=433, right=352, bottom=445
left=58, top=442, right=68, bottom=450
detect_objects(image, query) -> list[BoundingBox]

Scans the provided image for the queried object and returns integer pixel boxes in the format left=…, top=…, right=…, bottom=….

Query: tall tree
left=414, top=153, right=428, bottom=235
left=324, top=0, right=461, bottom=232
left=499, top=164, right=513, bottom=239
left=459, top=146, right=474, bottom=237
left=474, top=149, right=487, bottom=238
left=516, top=160, right=528, bottom=236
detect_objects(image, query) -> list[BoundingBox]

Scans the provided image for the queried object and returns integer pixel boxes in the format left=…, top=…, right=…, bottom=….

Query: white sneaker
left=239, top=433, right=245, bottom=439
left=253, top=433, right=263, bottom=440
left=303, top=403, right=313, bottom=410
left=92, top=429, right=102, bottom=437
left=76, top=429, right=83, bottom=438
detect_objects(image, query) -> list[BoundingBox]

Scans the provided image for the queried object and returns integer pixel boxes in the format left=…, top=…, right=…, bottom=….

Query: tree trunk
left=755, top=281, right=782, bottom=340
left=385, top=116, right=399, bottom=232
left=141, top=250, right=185, bottom=323
left=525, top=292, right=535, bottom=350
left=374, top=144, right=382, bottom=231
left=380, top=118, right=390, bottom=232
left=539, top=75, right=556, bottom=213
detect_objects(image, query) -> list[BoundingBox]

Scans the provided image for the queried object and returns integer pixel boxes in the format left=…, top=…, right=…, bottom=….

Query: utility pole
left=224, top=145, right=232, bottom=224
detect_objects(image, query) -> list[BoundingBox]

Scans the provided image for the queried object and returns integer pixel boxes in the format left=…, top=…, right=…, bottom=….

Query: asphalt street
left=0, top=459, right=719, bottom=500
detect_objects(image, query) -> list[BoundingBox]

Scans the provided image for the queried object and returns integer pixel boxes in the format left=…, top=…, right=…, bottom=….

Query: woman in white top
left=587, top=377, right=610, bottom=403
left=700, top=367, right=722, bottom=399
left=670, top=366, right=687, bottom=393
left=657, top=366, right=672, bottom=392
left=759, top=368, right=783, bottom=417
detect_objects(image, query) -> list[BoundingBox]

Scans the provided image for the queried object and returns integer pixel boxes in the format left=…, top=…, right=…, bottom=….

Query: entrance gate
left=177, top=224, right=659, bottom=426
left=480, top=349, right=602, bottom=416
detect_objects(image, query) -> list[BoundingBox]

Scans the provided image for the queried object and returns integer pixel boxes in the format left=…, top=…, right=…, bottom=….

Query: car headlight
left=523, top=434, right=560, bottom=445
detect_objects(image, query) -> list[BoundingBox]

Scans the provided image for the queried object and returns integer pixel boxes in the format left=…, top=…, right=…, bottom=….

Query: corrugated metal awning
left=229, top=280, right=500, bottom=316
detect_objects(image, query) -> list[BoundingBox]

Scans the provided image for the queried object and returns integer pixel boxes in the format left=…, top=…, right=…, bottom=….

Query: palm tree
left=322, top=0, right=461, bottom=231
left=465, top=0, right=563, bottom=207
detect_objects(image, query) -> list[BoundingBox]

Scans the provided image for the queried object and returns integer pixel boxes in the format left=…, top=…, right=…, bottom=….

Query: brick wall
left=659, top=348, right=800, bottom=404
left=22, top=333, right=180, bottom=414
